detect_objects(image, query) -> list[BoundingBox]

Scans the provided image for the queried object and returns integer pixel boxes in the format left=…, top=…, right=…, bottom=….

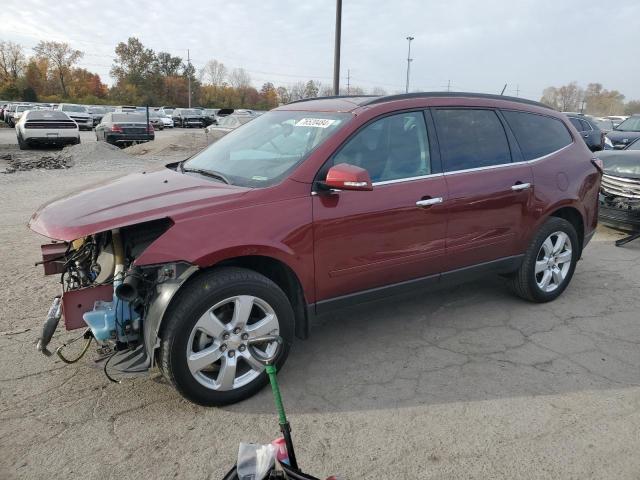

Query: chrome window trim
left=372, top=172, right=441, bottom=186
left=443, top=142, right=574, bottom=176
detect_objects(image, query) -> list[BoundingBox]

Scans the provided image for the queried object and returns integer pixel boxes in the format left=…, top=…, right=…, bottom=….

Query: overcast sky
left=2, top=0, right=639, bottom=101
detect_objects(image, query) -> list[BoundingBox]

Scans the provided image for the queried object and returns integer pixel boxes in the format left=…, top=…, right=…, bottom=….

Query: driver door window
left=333, top=111, right=431, bottom=183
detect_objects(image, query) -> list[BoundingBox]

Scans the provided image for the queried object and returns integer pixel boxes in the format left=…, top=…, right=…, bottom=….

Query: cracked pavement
left=1, top=132, right=640, bottom=479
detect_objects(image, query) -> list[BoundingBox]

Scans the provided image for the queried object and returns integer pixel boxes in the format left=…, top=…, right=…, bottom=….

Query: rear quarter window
left=502, top=110, right=573, bottom=160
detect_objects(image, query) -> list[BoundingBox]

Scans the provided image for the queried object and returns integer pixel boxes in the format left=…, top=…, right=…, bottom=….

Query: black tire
left=508, top=217, right=579, bottom=303
left=17, top=133, right=28, bottom=150
left=159, top=267, right=294, bottom=406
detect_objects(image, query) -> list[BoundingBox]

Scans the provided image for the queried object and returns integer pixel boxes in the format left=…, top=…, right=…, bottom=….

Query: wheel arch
left=549, top=206, right=585, bottom=256
left=154, top=255, right=310, bottom=358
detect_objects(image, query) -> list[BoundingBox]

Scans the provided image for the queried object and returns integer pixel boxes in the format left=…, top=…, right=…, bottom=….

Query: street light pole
left=333, top=0, right=342, bottom=96
left=405, top=36, right=414, bottom=94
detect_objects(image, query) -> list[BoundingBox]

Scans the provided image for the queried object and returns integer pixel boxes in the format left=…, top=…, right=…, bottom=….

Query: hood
left=606, top=130, right=640, bottom=143
left=29, top=167, right=251, bottom=241
left=599, top=151, right=640, bottom=180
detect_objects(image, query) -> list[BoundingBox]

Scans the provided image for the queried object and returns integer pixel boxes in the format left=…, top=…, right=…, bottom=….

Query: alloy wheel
left=535, top=231, right=573, bottom=293
left=186, top=295, right=280, bottom=391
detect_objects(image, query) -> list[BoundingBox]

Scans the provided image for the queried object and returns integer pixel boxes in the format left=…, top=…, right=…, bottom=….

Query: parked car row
left=0, top=102, right=251, bottom=131
left=561, top=112, right=640, bottom=152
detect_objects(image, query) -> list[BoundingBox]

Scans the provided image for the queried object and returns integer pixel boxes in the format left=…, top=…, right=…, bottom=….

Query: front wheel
left=159, top=267, right=294, bottom=406
left=509, top=217, right=579, bottom=302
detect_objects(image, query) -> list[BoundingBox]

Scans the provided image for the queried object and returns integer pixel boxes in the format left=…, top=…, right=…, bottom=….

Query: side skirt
left=310, top=255, right=524, bottom=316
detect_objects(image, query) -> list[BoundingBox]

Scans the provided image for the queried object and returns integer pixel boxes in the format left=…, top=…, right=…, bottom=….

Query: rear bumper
left=25, top=135, right=78, bottom=146
left=106, top=133, right=154, bottom=144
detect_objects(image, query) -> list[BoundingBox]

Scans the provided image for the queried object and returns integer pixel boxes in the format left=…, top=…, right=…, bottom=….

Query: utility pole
left=333, top=0, right=342, bottom=95
left=187, top=49, right=192, bottom=108
left=516, top=85, right=520, bottom=97
left=447, top=79, right=451, bottom=92
left=405, top=36, right=414, bottom=94
left=347, top=69, right=351, bottom=95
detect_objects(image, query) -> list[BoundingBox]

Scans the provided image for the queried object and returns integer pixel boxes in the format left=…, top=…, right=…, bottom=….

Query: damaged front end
left=35, top=219, right=197, bottom=379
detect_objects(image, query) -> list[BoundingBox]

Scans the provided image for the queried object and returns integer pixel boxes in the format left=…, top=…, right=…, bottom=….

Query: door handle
left=416, top=197, right=443, bottom=207
left=511, top=182, right=531, bottom=191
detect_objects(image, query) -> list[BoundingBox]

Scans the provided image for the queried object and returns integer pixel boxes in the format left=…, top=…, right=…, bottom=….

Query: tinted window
left=580, top=119, right=593, bottom=131
left=434, top=109, right=511, bottom=171
left=502, top=110, right=573, bottom=160
left=27, top=111, right=70, bottom=121
left=112, top=113, right=145, bottom=122
left=569, top=117, right=583, bottom=131
left=332, top=111, right=430, bottom=183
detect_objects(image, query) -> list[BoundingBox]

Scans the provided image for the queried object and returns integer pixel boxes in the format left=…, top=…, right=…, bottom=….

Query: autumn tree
left=625, top=100, right=640, bottom=115
left=111, top=37, right=156, bottom=89
left=33, top=41, right=83, bottom=97
left=583, top=83, right=625, bottom=116
left=154, top=52, right=183, bottom=76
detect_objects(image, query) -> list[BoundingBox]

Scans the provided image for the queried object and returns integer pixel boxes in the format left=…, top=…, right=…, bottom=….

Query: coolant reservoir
left=83, top=280, right=138, bottom=342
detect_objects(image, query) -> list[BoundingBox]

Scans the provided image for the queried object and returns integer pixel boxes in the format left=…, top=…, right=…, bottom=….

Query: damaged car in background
left=598, top=140, right=640, bottom=245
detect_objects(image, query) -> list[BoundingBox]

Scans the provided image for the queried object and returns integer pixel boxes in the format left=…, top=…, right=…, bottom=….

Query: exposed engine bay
left=36, top=219, right=184, bottom=380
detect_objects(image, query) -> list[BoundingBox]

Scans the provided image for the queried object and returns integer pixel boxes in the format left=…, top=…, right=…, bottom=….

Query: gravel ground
left=1, top=126, right=640, bottom=480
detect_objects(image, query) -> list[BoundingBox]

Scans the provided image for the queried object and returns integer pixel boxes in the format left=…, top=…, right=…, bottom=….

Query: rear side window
left=434, top=109, right=511, bottom=172
left=569, top=117, right=583, bottom=131
left=502, top=110, right=573, bottom=160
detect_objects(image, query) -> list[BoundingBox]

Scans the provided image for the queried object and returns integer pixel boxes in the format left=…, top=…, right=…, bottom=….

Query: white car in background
left=55, top=103, right=93, bottom=130
left=15, top=110, right=80, bottom=150
left=9, top=104, right=33, bottom=126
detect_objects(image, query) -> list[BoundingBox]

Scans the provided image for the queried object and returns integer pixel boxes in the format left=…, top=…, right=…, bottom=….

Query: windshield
left=16, top=105, right=31, bottom=112
left=62, top=105, right=87, bottom=113
left=180, top=109, right=199, bottom=115
left=184, top=110, right=351, bottom=187
left=89, top=107, right=106, bottom=114
left=627, top=139, right=640, bottom=151
left=616, top=116, right=640, bottom=132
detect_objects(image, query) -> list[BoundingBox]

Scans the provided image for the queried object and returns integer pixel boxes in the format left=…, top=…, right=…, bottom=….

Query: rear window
left=502, top=110, right=573, bottom=160
left=27, top=111, right=69, bottom=121
left=112, top=113, right=145, bottom=122
left=434, top=109, right=512, bottom=172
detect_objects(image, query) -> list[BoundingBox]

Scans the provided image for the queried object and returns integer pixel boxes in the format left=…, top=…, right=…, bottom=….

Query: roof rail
left=361, top=91, right=549, bottom=109
left=286, top=95, right=377, bottom=105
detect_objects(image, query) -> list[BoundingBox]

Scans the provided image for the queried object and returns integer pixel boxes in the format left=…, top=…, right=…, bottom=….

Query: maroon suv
left=30, top=93, right=602, bottom=405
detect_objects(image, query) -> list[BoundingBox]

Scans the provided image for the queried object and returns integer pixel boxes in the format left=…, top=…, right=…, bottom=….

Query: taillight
left=591, top=157, right=604, bottom=174
left=147, top=124, right=154, bottom=133
left=111, top=124, right=123, bottom=133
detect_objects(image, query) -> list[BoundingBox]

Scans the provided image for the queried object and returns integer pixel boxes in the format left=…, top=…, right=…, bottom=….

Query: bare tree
left=0, top=41, right=26, bottom=83
left=288, top=82, right=306, bottom=101
left=371, top=86, right=387, bottom=96
left=201, top=59, right=227, bottom=86
left=33, top=41, right=83, bottom=97
left=228, top=68, right=251, bottom=89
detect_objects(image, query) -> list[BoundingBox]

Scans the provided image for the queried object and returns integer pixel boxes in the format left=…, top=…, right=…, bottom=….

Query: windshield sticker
left=295, top=118, right=336, bottom=128
left=252, top=175, right=269, bottom=181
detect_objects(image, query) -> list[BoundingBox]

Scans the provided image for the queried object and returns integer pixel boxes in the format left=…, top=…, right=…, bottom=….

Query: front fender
left=143, top=264, right=199, bottom=366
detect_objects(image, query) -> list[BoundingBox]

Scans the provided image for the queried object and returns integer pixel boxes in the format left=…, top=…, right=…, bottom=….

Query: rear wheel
left=159, top=267, right=294, bottom=406
left=509, top=217, right=579, bottom=302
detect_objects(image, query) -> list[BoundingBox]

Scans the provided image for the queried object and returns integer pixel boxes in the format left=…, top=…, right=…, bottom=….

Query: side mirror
left=320, top=163, right=373, bottom=191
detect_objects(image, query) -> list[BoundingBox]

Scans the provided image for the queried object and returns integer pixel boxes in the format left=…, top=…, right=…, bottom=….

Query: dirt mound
left=57, top=141, right=133, bottom=167
left=124, top=131, right=209, bottom=158
left=2, top=141, right=140, bottom=173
